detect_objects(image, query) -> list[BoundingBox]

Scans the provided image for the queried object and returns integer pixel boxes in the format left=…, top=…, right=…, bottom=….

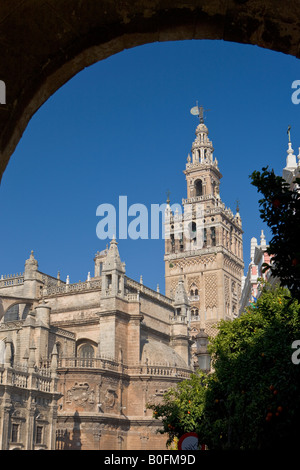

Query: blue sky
left=1, top=39, right=300, bottom=293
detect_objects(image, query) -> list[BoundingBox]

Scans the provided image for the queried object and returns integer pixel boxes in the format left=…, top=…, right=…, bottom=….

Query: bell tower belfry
left=164, top=105, right=244, bottom=338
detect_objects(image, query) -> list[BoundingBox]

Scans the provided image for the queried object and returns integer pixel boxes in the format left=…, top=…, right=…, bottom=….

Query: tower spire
left=187, top=104, right=216, bottom=167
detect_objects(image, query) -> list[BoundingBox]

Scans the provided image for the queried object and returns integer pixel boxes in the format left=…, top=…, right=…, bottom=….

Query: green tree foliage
left=149, top=285, right=300, bottom=449
left=198, top=284, right=300, bottom=449
left=147, top=371, right=209, bottom=448
left=250, top=167, right=300, bottom=301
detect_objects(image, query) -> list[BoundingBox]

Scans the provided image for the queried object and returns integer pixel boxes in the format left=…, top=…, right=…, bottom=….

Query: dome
left=196, top=123, right=208, bottom=134
left=141, top=338, right=188, bottom=368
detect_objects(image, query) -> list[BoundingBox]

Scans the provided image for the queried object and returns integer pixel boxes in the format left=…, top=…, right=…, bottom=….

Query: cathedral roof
left=141, top=338, right=188, bottom=368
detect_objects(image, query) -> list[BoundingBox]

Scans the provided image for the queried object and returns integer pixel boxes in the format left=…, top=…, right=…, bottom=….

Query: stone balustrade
left=0, top=274, right=24, bottom=288
left=125, top=277, right=173, bottom=306
left=40, top=279, right=103, bottom=297
left=190, top=315, right=201, bottom=322
left=170, top=314, right=188, bottom=323
left=189, top=295, right=200, bottom=302
left=52, top=356, right=191, bottom=378
left=56, top=356, right=119, bottom=371
left=129, top=364, right=191, bottom=378
left=0, top=363, right=56, bottom=393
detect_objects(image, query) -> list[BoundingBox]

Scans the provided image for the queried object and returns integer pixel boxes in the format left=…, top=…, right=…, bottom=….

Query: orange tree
left=147, top=371, right=209, bottom=448
left=197, top=284, right=300, bottom=449
left=250, top=167, right=300, bottom=301
left=149, top=285, right=300, bottom=449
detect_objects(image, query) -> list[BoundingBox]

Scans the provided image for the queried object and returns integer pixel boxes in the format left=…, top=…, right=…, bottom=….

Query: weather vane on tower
left=190, top=101, right=210, bottom=123
left=287, top=125, right=291, bottom=143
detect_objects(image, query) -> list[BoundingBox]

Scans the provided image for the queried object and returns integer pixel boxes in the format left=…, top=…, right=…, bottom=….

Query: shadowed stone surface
left=0, top=0, right=299, bottom=181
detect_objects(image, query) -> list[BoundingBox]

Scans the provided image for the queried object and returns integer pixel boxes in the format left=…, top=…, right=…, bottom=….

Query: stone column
left=35, top=302, right=51, bottom=361
left=25, top=398, right=36, bottom=450
left=0, top=397, right=12, bottom=450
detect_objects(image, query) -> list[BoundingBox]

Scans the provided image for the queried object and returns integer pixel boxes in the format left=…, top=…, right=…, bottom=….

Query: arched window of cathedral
left=194, top=179, right=203, bottom=197
left=3, top=302, right=32, bottom=322
left=78, top=343, right=94, bottom=367
left=79, top=344, right=94, bottom=358
left=4, top=304, right=19, bottom=322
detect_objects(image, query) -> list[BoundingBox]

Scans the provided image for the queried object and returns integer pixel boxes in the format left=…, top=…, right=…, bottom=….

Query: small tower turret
left=283, top=126, right=298, bottom=184
left=173, top=277, right=190, bottom=319
left=101, top=237, right=125, bottom=298
left=23, top=250, right=39, bottom=297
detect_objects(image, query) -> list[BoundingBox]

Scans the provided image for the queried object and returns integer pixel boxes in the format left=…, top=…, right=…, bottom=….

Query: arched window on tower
left=211, top=226, right=216, bottom=246
left=194, top=179, right=203, bottom=197
left=189, top=285, right=199, bottom=301
left=203, top=228, right=207, bottom=247
left=188, top=221, right=197, bottom=247
left=171, top=233, right=175, bottom=253
left=191, top=308, right=199, bottom=320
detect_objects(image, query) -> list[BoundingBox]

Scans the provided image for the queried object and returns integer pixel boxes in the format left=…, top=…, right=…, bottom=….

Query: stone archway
left=0, top=0, right=299, bottom=182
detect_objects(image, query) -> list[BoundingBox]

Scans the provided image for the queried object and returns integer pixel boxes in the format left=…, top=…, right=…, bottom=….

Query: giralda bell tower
left=164, top=105, right=244, bottom=339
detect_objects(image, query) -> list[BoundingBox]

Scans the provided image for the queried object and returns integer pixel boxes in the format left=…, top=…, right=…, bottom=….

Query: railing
left=33, top=271, right=173, bottom=308
left=182, top=194, right=217, bottom=204
left=57, top=356, right=119, bottom=371
left=127, top=293, right=140, bottom=301
left=41, top=279, right=102, bottom=297
left=189, top=295, right=199, bottom=302
left=0, top=364, right=55, bottom=392
left=170, top=315, right=188, bottom=324
left=11, top=370, right=28, bottom=388
left=191, top=315, right=201, bottom=322
left=53, top=357, right=191, bottom=378
left=128, top=364, right=191, bottom=378
left=125, top=277, right=173, bottom=306
left=0, top=274, right=24, bottom=288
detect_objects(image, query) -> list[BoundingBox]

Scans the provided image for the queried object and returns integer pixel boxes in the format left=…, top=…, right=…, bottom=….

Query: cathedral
left=0, top=107, right=243, bottom=450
